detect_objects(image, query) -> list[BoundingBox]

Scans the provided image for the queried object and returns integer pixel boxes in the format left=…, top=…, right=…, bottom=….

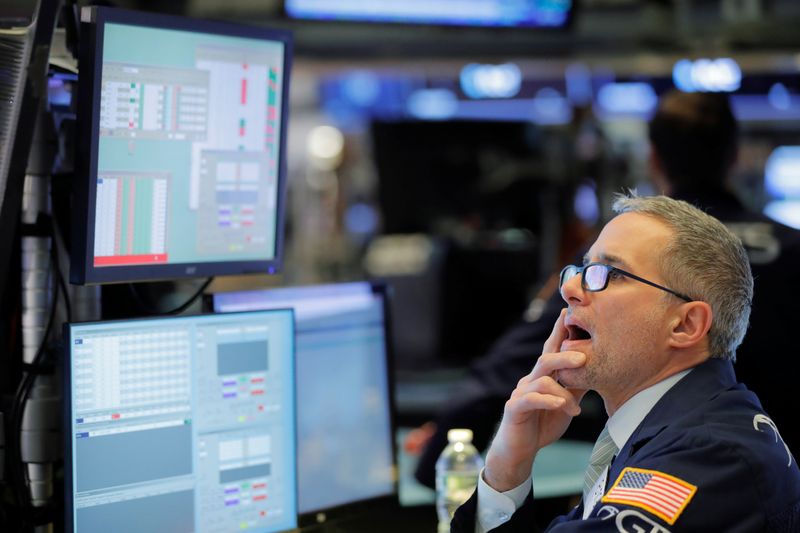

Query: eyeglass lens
left=561, top=265, right=577, bottom=288
left=584, top=265, right=608, bottom=290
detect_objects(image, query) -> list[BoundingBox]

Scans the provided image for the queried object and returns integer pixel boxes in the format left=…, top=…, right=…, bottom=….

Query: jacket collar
left=607, top=358, right=739, bottom=482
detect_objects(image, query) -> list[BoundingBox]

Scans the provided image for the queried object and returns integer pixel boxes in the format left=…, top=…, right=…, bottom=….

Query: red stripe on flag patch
left=602, top=467, right=697, bottom=525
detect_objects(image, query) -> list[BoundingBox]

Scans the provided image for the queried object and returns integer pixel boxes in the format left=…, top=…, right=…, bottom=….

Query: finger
left=542, top=308, right=569, bottom=354
left=514, top=391, right=567, bottom=412
left=514, top=376, right=583, bottom=416
left=518, top=348, right=584, bottom=386
left=530, top=350, right=586, bottom=381
left=507, top=390, right=580, bottom=420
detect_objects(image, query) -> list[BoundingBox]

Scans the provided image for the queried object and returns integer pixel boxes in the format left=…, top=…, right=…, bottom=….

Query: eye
left=607, top=268, right=623, bottom=280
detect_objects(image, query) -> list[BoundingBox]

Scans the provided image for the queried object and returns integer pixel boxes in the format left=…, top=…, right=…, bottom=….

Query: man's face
left=556, top=212, right=677, bottom=406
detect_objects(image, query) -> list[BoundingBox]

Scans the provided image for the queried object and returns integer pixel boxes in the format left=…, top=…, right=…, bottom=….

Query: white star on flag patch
left=601, top=467, right=697, bottom=525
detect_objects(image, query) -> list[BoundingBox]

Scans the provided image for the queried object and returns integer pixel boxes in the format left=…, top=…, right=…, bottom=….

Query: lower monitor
left=64, top=310, right=297, bottom=533
left=213, top=282, right=397, bottom=517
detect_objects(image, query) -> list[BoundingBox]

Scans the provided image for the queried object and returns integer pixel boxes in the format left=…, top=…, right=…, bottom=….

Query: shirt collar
left=606, top=369, right=692, bottom=451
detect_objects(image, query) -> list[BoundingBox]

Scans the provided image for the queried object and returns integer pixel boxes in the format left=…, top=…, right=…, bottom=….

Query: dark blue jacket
left=451, top=358, right=800, bottom=532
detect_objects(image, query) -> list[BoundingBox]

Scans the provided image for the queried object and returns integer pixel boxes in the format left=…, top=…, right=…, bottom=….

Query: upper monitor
left=65, top=309, right=297, bottom=533
left=71, top=7, right=292, bottom=284
left=285, top=0, right=574, bottom=28
left=213, top=282, right=397, bottom=518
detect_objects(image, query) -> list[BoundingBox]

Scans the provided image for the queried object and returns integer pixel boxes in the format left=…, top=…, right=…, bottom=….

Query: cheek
left=592, top=307, right=652, bottom=354
left=614, top=310, right=663, bottom=351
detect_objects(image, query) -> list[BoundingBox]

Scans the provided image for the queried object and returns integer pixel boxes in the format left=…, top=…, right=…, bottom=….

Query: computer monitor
left=71, top=7, right=292, bottom=284
left=64, top=310, right=297, bottom=533
left=213, top=282, right=397, bottom=519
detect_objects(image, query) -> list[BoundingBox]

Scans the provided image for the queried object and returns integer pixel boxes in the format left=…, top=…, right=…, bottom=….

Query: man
left=451, top=194, right=800, bottom=532
left=409, top=91, right=800, bottom=488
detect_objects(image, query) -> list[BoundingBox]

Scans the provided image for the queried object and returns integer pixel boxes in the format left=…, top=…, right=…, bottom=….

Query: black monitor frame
left=209, top=281, right=400, bottom=525
left=71, top=6, right=292, bottom=284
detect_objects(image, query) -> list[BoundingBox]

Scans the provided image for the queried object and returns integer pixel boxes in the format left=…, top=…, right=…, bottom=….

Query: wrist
left=483, top=453, right=536, bottom=493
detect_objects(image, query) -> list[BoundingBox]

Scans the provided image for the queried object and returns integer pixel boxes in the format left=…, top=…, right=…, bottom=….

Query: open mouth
left=566, top=325, right=592, bottom=341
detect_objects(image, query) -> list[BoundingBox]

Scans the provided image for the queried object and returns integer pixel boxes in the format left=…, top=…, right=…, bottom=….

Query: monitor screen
left=213, top=282, right=396, bottom=516
left=71, top=7, right=292, bottom=284
left=285, top=0, right=574, bottom=28
left=64, top=310, right=297, bottom=533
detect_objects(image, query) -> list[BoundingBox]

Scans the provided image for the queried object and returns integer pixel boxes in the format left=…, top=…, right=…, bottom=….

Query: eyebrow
left=583, top=253, right=632, bottom=270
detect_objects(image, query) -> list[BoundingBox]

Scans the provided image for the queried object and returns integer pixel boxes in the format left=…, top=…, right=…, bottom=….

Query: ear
left=667, top=301, right=713, bottom=350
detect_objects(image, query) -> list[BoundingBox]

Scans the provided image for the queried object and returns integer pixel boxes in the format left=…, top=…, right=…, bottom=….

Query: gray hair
left=612, top=193, right=753, bottom=361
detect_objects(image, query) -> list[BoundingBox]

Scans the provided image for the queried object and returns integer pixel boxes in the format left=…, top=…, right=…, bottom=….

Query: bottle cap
left=447, top=428, right=473, bottom=443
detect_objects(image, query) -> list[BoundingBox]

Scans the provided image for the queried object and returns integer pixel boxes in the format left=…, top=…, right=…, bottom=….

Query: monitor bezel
left=71, top=6, right=293, bottom=285
left=63, top=309, right=299, bottom=533
left=210, top=281, right=401, bottom=523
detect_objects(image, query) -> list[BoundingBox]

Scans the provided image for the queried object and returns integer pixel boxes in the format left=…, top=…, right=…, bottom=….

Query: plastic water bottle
left=436, top=428, right=484, bottom=532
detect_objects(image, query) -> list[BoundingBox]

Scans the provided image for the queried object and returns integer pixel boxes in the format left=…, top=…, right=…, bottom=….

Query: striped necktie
left=582, top=426, right=618, bottom=505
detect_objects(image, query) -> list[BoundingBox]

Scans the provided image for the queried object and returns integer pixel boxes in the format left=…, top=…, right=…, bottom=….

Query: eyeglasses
left=559, top=262, right=694, bottom=302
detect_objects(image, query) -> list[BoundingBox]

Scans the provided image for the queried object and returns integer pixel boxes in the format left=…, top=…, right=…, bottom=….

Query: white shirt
left=476, top=369, right=691, bottom=533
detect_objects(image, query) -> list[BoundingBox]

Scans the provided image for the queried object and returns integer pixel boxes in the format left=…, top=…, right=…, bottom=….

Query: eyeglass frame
left=559, top=262, right=694, bottom=303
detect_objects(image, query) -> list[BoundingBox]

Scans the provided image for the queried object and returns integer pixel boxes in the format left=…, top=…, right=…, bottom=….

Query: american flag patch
left=601, top=467, right=697, bottom=525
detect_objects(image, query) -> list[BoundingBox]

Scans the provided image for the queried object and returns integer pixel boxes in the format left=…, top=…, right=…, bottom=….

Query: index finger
left=542, top=308, right=569, bottom=355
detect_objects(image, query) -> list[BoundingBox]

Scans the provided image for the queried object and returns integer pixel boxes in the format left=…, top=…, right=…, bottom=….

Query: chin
left=556, top=367, right=588, bottom=389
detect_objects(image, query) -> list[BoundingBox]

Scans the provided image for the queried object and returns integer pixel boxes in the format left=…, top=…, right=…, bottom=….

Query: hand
left=403, top=421, right=437, bottom=455
left=483, top=309, right=588, bottom=492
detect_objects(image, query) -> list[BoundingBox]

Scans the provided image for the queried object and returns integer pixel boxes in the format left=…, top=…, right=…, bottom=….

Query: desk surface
left=397, top=428, right=593, bottom=505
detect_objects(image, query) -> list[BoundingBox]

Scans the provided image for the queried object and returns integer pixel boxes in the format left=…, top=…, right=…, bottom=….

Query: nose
left=560, top=270, right=585, bottom=305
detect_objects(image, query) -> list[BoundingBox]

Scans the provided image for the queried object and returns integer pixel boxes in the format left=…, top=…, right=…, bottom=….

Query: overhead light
left=673, top=58, right=741, bottom=93
left=307, top=125, right=345, bottom=171
left=531, top=87, right=572, bottom=124
left=596, top=82, right=657, bottom=115
left=460, top=63, right=522, bottom=99
left=767, top=83, right=792, bottom=111
left=341, top=70, right=381, bottom=107
left=407, top=88, right=458, bottom=120
left=764, top=146, right=800, bottom=199
left=565, top=62, right=593, bottom=105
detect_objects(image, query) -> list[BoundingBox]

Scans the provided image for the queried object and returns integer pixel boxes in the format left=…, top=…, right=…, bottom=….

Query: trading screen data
left=66, top=311, right=297, bottom=533
left=214, top=283, right=396, bottom=514
left=92, top=21, right=284, bottom=268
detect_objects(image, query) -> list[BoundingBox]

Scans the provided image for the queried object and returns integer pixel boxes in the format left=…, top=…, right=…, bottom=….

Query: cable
left=54, top=251, right=71, bottom=323
left=127, top=276, right=214, bottom=316
left=49, top=214, right=71, bottom=323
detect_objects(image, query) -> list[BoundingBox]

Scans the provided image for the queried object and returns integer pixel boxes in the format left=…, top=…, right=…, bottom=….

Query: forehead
left=587, top=212, right=674, bottom=272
